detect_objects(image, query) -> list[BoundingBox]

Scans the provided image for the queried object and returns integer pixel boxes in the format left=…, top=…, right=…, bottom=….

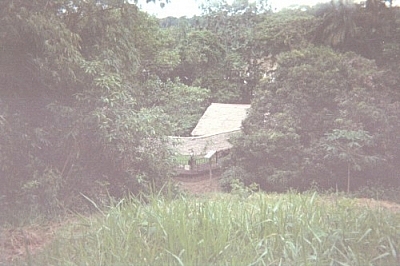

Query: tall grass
left=19, top=192, right=400, bottom=265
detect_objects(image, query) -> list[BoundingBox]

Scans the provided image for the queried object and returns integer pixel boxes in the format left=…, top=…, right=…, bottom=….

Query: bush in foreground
left=16, top=193, right=400, bottom=265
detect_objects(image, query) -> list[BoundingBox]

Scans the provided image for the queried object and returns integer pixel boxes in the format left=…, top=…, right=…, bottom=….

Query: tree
left=202, top=1, right=270, bottom=103
left=0, top=0, right=182, bottom=217
left=255, top=9, right=319, bottom=55
left=228, top=46, right=399, bottom=191
left=313, top=0, right=399, bottom=61
left=314, top=0, right=358, bottom=49
left=323, top=129, right=379, bottom=193
left=172, top=30, right=229, bottom=100
left=138, top=77, right=210, bottom=136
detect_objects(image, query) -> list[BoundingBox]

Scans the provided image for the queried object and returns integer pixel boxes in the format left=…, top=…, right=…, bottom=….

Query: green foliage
left=1, top=0, right=400, bottom=220
left=254, top=10, right=319, bottom=55
left=174, top=30, right=226, bottom=89
left=314, top=0, right=358, bottom=48
left=201, top=4, right=268, bottom=103
left=167, top=2, right=271, bottom=103
left=139, top=78, right=210, bottom=136
left=313, top=0, right=400, bottom=62
left=230, top=46, right=400, bottom=191
left=0, top=0, right=189, bottom=220
left=323, top=129, right=376, bottom=166
left=323, top=129, right=380, bottom=193
left=16, top=193, right=400, bottom=265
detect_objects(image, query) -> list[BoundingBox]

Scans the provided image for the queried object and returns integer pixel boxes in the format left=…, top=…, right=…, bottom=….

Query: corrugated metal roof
left=191, top=103, right=250, bottom=136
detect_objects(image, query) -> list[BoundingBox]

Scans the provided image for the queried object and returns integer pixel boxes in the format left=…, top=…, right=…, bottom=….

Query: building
left=171, top=103, right=251, bottom=155
left=171, top=103, right=250, bottom=176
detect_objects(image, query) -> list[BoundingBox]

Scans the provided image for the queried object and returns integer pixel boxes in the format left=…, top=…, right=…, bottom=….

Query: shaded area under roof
left=170, top=131, right=241, bottom=155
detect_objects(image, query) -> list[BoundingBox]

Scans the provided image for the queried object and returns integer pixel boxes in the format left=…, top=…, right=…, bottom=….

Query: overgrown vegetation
left=1, top=0, right=399, bottom=223
left=228, top=46, right=400, bottom=192
left=9, top=193, right=400, bottom=265
left=0, top=0, right=208, bottom=220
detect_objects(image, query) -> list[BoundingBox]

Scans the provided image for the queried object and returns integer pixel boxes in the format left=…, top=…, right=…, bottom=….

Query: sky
left=136, top=0, right=330, bottom=18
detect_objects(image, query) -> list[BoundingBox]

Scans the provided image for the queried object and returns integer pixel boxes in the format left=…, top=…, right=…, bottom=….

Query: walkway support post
left=204, top=150, right=217, bottom=181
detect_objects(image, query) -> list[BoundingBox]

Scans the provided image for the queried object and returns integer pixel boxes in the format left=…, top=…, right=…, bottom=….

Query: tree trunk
left=347, top=163, right=351, bottom=194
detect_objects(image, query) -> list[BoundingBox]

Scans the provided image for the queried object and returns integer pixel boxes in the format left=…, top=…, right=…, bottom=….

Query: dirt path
left=354, top=198, right=400, bottom=213
left=0, top=223, right=61, bottom=264
left=174, top=176, right=222, bottom=194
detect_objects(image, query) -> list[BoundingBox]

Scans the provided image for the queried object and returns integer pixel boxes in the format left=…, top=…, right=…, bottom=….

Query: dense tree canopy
left=228, top=46, right=400, bottom=191
left=0, top=0, right=202, bottom=215
left=1, top=0, right=399, bottom=218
